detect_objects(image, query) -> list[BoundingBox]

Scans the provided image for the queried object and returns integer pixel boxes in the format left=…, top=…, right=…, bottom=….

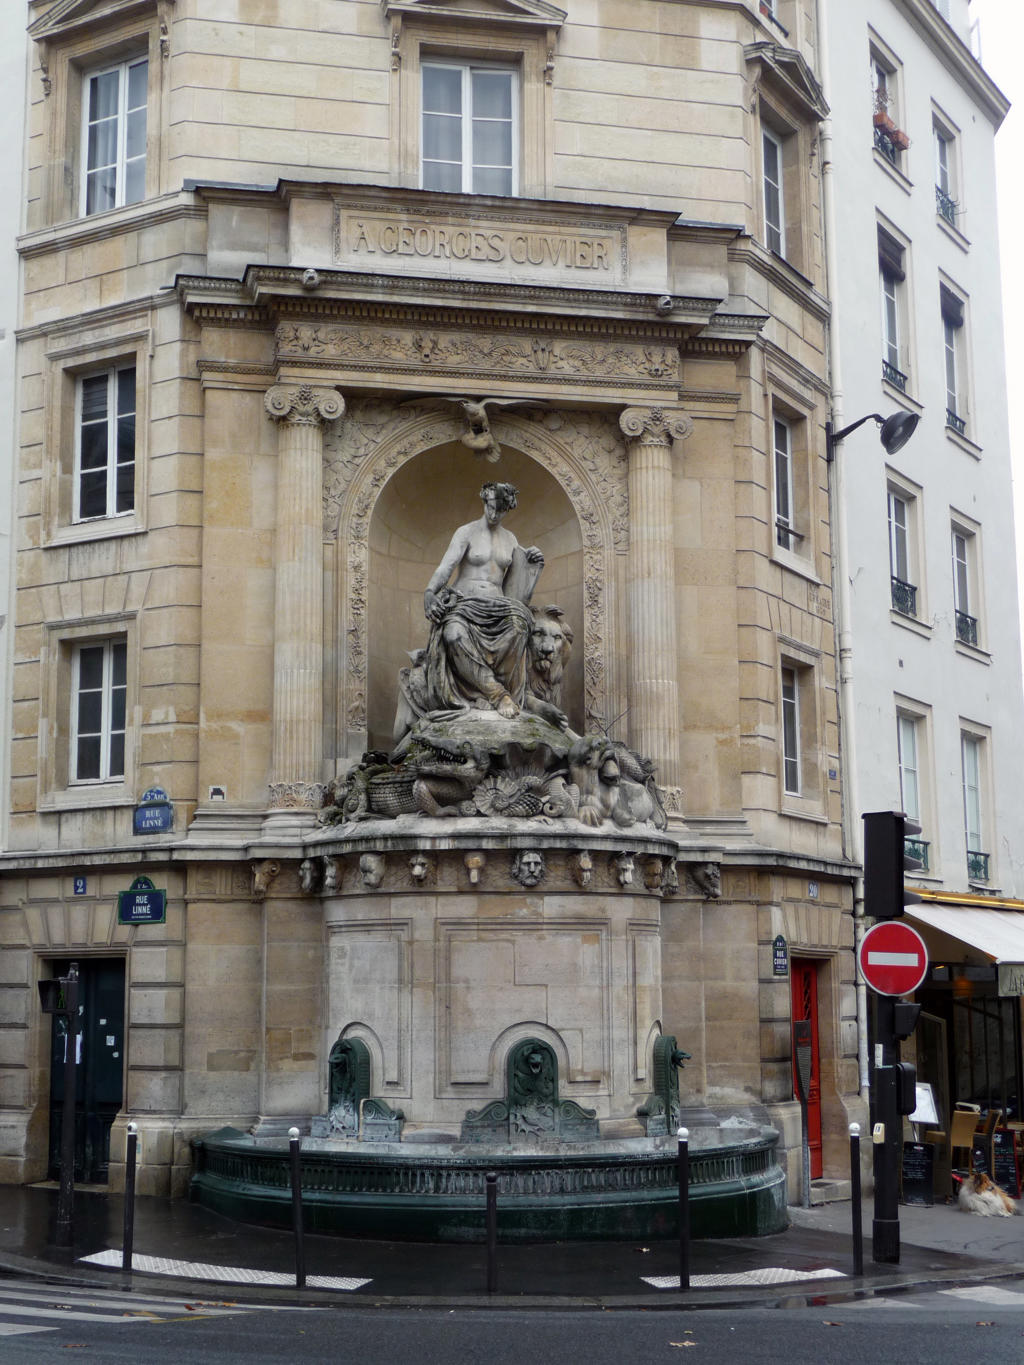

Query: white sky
left=970, top=3, right=1024, bottom=599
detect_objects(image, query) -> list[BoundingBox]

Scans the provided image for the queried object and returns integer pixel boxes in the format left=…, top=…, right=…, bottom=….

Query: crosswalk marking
left=0, top=1277, right=282, bottom=1340
left=941, top=1285, right=1024, bottom=1306
left=642, top=1267, right=846, bottom=1289
left=81, top=1247, right=370, bottom=1289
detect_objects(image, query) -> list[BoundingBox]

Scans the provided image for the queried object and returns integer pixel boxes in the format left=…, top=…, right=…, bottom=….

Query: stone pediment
left=382, top=0, right=566, bottom=27
left=28, top=0, right=167, bottom=42
left=744, top=42, right=829, bottom=122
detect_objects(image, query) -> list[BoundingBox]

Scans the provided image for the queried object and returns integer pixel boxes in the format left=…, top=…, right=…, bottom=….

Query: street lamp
left=826, top=410, right=920, bottom=461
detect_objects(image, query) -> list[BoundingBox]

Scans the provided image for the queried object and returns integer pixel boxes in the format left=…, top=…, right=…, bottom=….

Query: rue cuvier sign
left=335, top=208, right=626, bottom=283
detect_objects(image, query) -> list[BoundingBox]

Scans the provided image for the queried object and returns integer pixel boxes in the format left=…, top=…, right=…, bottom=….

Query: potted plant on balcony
left=891, top=128, right=910, bottom=151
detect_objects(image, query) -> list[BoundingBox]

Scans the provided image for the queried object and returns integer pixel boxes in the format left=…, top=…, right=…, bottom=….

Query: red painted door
left=791, top=960, right=823, bottom=1179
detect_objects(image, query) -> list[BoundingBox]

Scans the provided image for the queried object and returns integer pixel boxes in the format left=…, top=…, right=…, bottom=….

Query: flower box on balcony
left=891, top=128, right=910, bottom=151
left=873, top=110, right=896, bottom=133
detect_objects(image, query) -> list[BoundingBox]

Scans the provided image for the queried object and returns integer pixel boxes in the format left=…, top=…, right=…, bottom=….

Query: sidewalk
left=0, top=1183, right=1021, bottom=1309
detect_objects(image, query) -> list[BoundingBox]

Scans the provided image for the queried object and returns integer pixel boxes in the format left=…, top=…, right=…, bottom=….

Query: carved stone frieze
left=264, top=382, right=344, bottom=427
left=268, top=780, right=325, bottom=811
left=324, top=401, right=627, bottom=735
left=276, top=322, right=677, bottom=389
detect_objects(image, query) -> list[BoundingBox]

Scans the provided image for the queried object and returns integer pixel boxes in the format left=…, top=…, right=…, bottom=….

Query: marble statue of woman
left=394, top=483, right=565, bottom=742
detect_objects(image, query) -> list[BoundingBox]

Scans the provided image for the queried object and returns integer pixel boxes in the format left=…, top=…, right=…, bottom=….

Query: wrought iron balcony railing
left=874, top=126, right=898, bottom=165
left=904, top=837, right=929, bottom=873
left=891, top=576, right=918, bottom=617
left=946, top=408, right=966, bottom=436
left=955, top=610, right=978, bottom=646
left=883, top=360, right=908, bottom=392
left=935, top=184, right=958, bottom=225
left=967, top=849, right=990, bottom=882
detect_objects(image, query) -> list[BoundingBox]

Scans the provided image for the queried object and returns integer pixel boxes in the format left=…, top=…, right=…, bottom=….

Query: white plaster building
left=823, top=0, right=1024, bottom=1126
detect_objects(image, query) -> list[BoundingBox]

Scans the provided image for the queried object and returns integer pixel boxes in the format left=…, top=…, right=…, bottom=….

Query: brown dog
left=958, top=1171, right=1020, bottom=1217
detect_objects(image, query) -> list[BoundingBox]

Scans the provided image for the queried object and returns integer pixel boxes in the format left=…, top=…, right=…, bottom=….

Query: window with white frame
left=871, top=48, right=906, bottom=169
left=75, top=366, right=135, bottom=522
left=71, top=638, right=127, bottom=783
left=896, top=711, right=921, bottom=826
left=781, top=665, right=800, bottom=795
left=421, top=61, right=516, bottom=195
left=951, top=522, right=980, bottom=646
left=961, top=730, right=988, bottom=880
left=940, top=285, right=967, bottom=436
left=878, top=227, right=908, bottom=391
left=773, top=415, right=794, bottom=549
left=887, top=485, right=917, bottom=617
left=933, top=117, right=959, bottom=226
left=762, top=127, right=785, bottom=256
left=82, top=56, right=148, bottom=216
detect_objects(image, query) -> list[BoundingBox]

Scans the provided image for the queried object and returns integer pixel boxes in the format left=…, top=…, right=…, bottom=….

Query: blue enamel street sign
left=118, top=876, right=166, bottom=925
left=134, top=786, right=173, bottom=835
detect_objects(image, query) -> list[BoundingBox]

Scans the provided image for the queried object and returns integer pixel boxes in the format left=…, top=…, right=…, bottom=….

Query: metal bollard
left=849, top=1122, right=864, bottom=1278
left=677, top=1127, right=690, bottom=1292
left=485, top=1171, right=498, bottom=1293
left=122, top=1122, right=138, bottom=1279
left=288, top=1127, right=306, bottom=1289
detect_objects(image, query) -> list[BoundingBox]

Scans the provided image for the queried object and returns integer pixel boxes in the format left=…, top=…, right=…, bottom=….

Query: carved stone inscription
left=335, top=208, right=625, bottom=283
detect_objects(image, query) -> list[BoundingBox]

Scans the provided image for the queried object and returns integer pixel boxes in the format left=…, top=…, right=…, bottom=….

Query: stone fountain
left=190, top=481, right=786, bottom=1240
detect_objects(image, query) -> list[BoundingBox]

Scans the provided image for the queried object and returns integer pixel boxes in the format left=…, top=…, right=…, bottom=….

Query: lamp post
left=38, top=963, right=80, bottom=1248
left=826, top=409, right=920, bottom=462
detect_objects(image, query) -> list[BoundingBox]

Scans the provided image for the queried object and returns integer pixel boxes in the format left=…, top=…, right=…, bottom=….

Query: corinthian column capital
left=265, top=383, right=344, bottom=427
left=619, top=406, right=693, bottom=446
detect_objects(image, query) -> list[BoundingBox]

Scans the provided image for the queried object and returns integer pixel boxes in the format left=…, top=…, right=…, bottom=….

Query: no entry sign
left=858, top=921, right=929, bottom=997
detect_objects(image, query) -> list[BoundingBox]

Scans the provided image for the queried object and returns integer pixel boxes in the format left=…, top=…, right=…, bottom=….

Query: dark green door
left=48, top=959, right=126, bottom=1183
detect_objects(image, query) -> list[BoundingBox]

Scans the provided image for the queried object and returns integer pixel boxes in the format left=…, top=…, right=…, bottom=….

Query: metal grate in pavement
left=642, top=1266, right=847, bottom=1289
left=80, top=1249, right=370, bottom=1290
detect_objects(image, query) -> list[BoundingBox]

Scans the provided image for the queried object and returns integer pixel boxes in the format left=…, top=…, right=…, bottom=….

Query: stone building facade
left=0, top=0, right=859, bottom=1202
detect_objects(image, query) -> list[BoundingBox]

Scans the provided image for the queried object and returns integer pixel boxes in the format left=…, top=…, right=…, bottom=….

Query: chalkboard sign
left=971, top=1135, right=992, bottom=1177
left=901, top=1142, right=934, bottom=1205
left=992, top=1129, right=1020, bottom=1198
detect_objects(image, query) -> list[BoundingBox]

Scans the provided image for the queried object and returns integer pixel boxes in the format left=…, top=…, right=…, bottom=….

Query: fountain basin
left=190, top=1127, right=787, bottom=1241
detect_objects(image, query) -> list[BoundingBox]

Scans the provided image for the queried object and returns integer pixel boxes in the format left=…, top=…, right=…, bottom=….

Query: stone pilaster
left=264, top=383, right=344, bottom=809
left=619, top=406, right=693, bottom=793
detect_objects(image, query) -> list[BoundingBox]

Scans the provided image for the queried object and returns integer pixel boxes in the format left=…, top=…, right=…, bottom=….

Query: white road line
left=0, top=1323, right=58, bottom=1336
left=80, top=1248, right=370, bottom=1290
left=0, top=1284, right=241, bottom=1315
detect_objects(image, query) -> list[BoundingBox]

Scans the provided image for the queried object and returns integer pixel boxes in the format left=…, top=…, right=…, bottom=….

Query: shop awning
left=906, top=902, right=1024, bottom=994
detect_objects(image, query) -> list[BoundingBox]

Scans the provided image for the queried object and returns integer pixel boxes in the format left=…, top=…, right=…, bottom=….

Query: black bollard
left=122, top=1122, right=138, bottom=1278
left=288, top=1127, right=306, bottom=1289
left=485, top=1171, right=498, bottom=1294
left=849, top=1122, right=864, bottom=1278
left=677, top=1127, right=690, bottom=1292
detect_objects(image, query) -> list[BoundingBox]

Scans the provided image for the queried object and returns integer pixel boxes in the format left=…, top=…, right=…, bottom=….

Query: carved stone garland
left=323, top=401, right=627, bottom=746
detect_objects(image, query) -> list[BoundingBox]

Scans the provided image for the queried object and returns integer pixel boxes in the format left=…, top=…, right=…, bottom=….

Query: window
left=961, top=731, right=988, bottom=881
left=940, top=285, right=967, bottom=436
left=896, top=704, right=932, bottom=871
left=82, top=56, right=148, bottom=215
left=71, top=639, right=127, bottom=783
left=781, top=665, right=800, bottom=794
left=878, top=227, right=908, bottom=391
left=888, top=487, right=917, bottom=616
left=421, top=61, right=516, bottom=196
left=762, top=128, right=785, bottom=256
left=75, top=367, right=135, bottom=521
left=871, top=48, right=907, bottom=169
left=951, top=520, right=981, bottom=647
left=934, top=118, right=959, bottom=226
left=773, top=415, right=794, bottom=549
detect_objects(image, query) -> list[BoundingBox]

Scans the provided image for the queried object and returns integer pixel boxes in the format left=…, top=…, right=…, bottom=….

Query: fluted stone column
left=264, top=383, right=344, bottom=809
left=619, top=406, right=693, bottom=793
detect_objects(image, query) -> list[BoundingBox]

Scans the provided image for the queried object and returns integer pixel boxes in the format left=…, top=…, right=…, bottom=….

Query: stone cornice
left=382, top=0, right=565, bottom=25
left=896, top=0, right=1009, bottom=127
left=727, top=242, right=831, bottom=325
left=17, top=193, right=204, bottom=259
left=744, top=41, right=829, bottom=121
left=177, top=269, right=723, bottom=338
left=15, top=290, right=178, bottom=344
left=28, top=0, right=169, bottom=41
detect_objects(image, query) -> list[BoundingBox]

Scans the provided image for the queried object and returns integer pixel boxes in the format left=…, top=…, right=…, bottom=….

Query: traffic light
left=862, top=811, right=923, bottom=920
left=895, top=1061, right=918, bottom=1116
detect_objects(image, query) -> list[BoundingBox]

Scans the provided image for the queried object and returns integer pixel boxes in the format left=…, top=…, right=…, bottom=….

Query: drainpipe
left=818, top=0, right=869, bottom=1098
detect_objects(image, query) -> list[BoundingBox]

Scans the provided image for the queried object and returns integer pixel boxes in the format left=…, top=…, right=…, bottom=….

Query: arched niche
left=366, top=442, right=585, bottom=752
